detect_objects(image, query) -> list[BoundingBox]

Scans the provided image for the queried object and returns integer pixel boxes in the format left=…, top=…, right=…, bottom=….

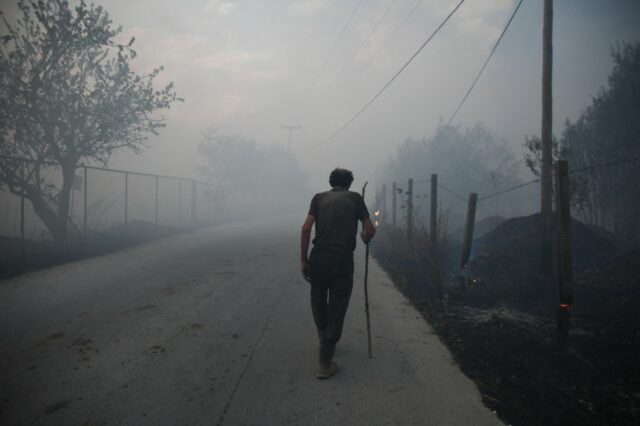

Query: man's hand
left=360, top=217, right=376, bottom=244
left=360, top=230, right=371, bottom=244
left=301, top=260, right=311, bottom=283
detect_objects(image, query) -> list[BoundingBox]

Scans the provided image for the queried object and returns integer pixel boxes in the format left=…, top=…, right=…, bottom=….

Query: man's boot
left=316, top=341, right=338, bottom=379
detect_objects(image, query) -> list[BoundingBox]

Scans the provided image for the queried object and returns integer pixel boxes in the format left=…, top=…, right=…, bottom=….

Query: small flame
left=374, top=220, right=380, bottom=227
left=373, top=209, right=381, bottom=217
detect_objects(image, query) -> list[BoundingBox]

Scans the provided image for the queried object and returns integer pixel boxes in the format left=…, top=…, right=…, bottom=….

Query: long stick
left=362, top=181, right=373, bottom=358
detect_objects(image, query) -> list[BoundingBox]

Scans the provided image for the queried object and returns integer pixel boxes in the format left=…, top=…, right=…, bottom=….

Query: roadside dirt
left=373, top=215, right=640, bottom=426
left=0, top=221, right=191, bottom=280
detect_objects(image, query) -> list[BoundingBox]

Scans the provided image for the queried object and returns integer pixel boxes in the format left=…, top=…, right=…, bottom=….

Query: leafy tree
left=0, top=0, right=180, bottom=241
left=561, top=42, right=640, bottom=242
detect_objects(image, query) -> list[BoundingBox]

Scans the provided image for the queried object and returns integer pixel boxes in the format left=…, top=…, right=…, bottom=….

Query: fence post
left=191, top=179, right=197, bottom=225
left=460, top=193, right=478, bottom=269
left=392, top=181, right=397, bottom=229
left=124, top=172, right=129, bottom=225
left=20, top=162, right=25, bottom=243
left=555, top=160, right=572, bottom=346
left=381, top=184, right=386, bottom=224
left=430, top=174, right=438, bottom=253
left=83, top=166, right=88, bottom=238
left=155, top=175, right=159, bottom=225
left=178, top=179, right=182, bottom=224
left=407, top=178, right=413, bottom=245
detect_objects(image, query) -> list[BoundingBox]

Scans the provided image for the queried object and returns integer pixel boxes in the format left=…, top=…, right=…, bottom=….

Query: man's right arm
left=361, top=217, right=376, bottom=243
left=300, top=215, right=314, bottom=282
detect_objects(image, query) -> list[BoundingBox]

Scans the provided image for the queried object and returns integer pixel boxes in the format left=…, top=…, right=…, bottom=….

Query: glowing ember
left=559, top=303, right=571, bottom=309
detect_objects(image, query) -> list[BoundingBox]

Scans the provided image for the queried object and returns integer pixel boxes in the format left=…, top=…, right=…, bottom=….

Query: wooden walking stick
left=362, top=181, right=373, bottom=358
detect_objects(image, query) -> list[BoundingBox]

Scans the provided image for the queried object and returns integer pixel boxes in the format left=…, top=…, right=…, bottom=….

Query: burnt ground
left=0, top=221, right=193, bottom=280
left=373, top=214, right=640, bottom=426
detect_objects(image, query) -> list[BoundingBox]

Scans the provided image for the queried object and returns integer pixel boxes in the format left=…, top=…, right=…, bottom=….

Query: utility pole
left=555, top=160, right=572, bottom=346
left=540, top=0, right=553, bottom=276
left=406, top=178, right=413, bottom=246
left=281, top=124, right=301, bottom=152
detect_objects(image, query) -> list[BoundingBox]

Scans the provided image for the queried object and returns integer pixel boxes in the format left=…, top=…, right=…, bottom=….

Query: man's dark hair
left=329, top=168, right=354, bottom=188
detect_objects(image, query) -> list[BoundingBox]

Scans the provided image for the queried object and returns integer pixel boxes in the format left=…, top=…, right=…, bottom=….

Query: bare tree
left=0, top=0, right=181, bottom=241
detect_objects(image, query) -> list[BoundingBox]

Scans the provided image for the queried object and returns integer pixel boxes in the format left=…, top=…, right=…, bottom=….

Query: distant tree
left=560, top=42, right=640, bottom=242
left=197, top=128, right=263, bottom=208
left=198, top=128, right=308, bottom=216
left=523, top=134, right=588, bottom=211
left=379, top=123, right=521, bottom=213
left=0, top=0, right=180, bottom=241
left=523, top=134, right=565, bottom=178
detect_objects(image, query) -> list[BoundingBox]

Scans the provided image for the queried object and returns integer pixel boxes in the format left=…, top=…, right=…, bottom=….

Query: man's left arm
left=300, top=215, right=314, bottom=282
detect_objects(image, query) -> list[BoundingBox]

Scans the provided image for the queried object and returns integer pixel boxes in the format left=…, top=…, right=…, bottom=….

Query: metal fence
left=0, top=161, right=221, bottom=241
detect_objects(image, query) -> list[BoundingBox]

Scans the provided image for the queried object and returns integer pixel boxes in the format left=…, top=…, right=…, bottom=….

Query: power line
left=357, top=0, right=425, bottom=77
left=478, top=177, right=540, bottom=202
left=446, top=0, right=523, bottom=126
left=326, top=0, right=466, bottom=141
left=301, top=0, right=364, bottom=108
left=310, top=0, right=398, bottom=110
left=438, top=182, right=468, bottom=203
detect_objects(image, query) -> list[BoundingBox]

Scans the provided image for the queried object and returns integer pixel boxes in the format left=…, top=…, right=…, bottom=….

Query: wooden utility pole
left=406, top=178, right=414, bottom=245
left=540, top=0, right=554, bottom=276
left=460, top=193, right=478, bottom=270
left=430, top=174, right=438, bottom=253
left=555, top=160, right=572, bottom=345
left=281, top=124, right=301, bottom=151
left=392, top=181, right=397, bottom=229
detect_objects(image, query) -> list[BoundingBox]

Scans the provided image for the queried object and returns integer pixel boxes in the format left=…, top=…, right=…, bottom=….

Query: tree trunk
left=26, top=164, right=75, bottom=243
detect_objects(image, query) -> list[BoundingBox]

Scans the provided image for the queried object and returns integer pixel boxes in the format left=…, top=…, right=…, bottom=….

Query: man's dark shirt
left=308, top=188, right=370, bottom=253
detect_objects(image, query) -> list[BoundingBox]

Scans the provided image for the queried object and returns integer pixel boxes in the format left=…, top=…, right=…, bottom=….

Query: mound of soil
left=471, top=213, right=617, bottom=285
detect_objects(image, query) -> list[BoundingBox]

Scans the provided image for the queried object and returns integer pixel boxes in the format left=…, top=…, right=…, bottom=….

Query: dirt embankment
left=373, top=214, right=640, bottom=426
left=0, top=221, right=192, bottom=280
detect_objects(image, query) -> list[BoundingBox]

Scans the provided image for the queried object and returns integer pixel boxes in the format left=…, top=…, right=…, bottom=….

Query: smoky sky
left=2, top=0, right=639, bottom=191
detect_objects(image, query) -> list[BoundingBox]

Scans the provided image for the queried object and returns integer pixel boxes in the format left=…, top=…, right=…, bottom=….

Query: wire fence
left=0, top=157, right=234, bottom=242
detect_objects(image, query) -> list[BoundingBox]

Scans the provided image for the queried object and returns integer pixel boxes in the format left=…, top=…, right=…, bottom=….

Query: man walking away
left=300, top=168, right=376, bottom=379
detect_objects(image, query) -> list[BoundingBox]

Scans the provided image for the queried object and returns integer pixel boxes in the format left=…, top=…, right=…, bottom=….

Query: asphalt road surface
left=0, top=217, right=502, bottom=425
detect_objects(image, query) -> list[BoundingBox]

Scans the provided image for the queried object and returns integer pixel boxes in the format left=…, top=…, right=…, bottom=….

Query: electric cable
left=325, top=0, right=466, bottom=141
left=310, top=0, right=398, bottom=109
left=301, top=0, right=364, bottom=107
left=358, top=0, right=425, bottom=77
left=446, top=0, right=523, bottom=126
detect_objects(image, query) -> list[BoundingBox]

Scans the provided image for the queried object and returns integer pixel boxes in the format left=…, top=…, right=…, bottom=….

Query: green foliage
left=561, top=42, right=640, bottom=242
left=0, top=0, right=181, bottom=241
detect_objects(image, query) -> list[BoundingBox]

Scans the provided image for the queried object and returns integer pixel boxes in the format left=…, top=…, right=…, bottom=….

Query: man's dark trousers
left=309, top=247, right=354, bottom=366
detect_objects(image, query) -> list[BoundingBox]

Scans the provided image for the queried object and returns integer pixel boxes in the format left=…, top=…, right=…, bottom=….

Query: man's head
left=329, top=168, right=354, bottom=189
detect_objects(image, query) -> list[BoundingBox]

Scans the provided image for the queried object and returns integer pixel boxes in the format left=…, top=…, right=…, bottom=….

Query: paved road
left=0, top=218, right=502, bottom=425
